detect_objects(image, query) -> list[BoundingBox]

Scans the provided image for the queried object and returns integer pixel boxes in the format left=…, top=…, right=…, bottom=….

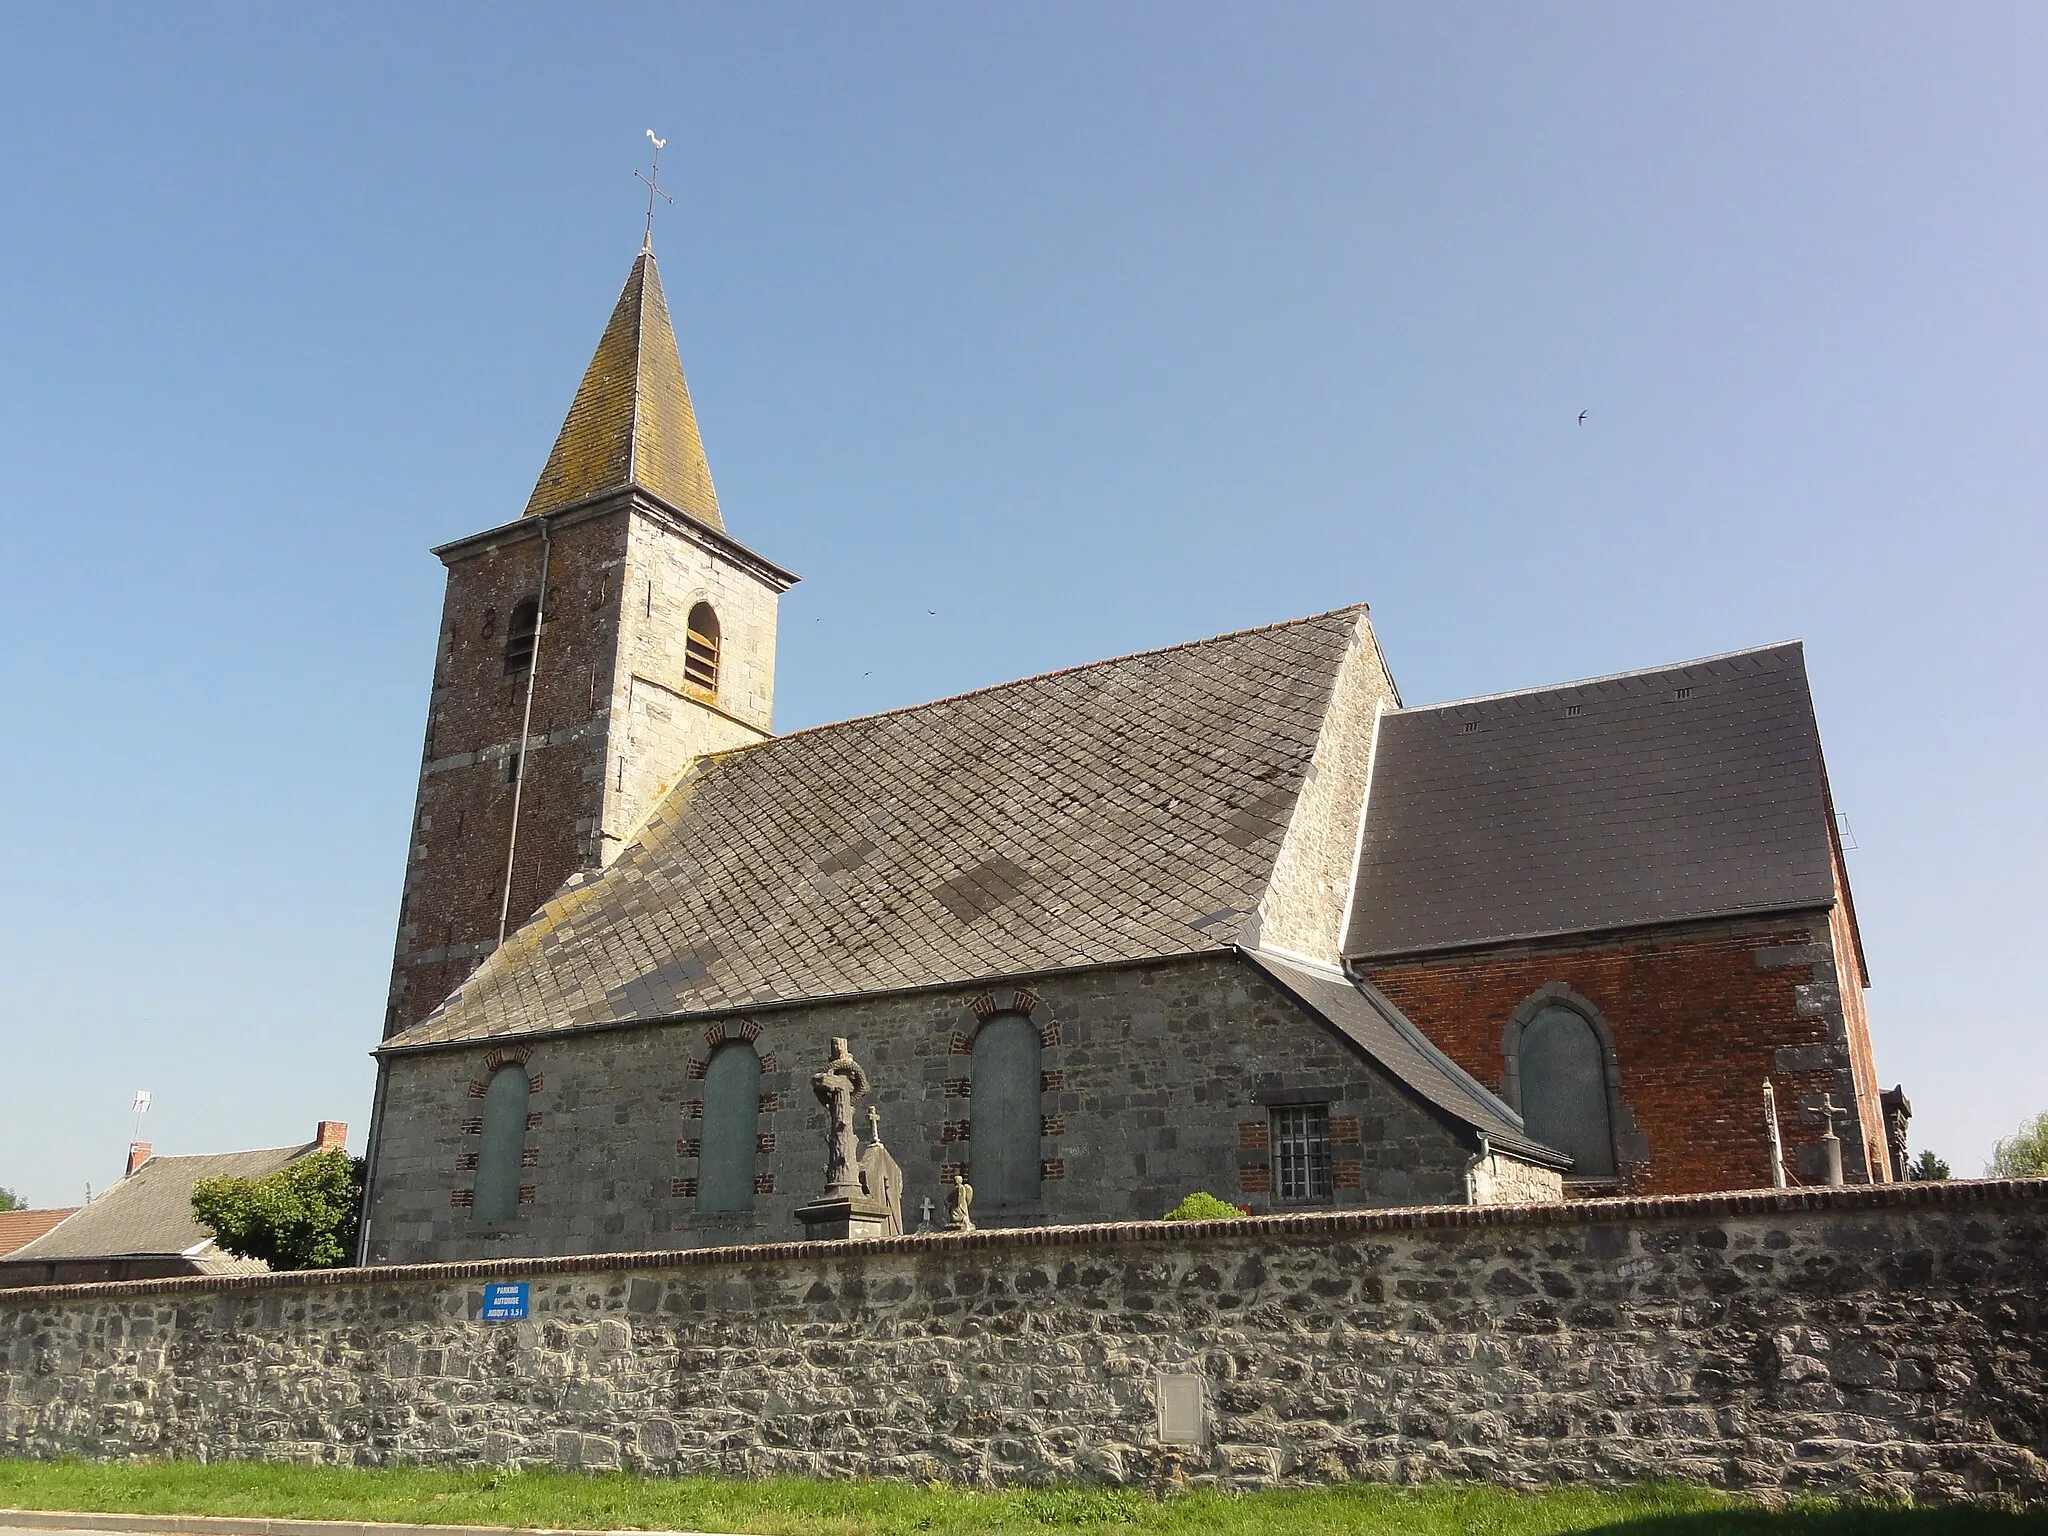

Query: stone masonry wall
left=1366, top=913, right=1883, bottom=1198
left=366, top=953, right=1493, bottom=1266
left=1, top=1182, right=2041, bottom=1501
left=1252, top=613, right=1397, bottom=966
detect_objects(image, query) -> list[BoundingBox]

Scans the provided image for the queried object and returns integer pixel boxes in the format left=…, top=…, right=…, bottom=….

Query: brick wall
left=365, top=953, right=1501, bottom=1265
left=1365, top=912, right=1885, bottom=1196
left=3, top=1182, right=2041, bottom=1501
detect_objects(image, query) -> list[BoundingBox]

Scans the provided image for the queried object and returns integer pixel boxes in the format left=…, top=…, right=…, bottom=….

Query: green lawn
left=0, top=1461, right=2040, bottom=1536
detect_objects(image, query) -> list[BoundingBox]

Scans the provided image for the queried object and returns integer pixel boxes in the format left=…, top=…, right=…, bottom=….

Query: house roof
left=388, top=607, right=1369, bottom=1050
left=1240, top=948, right=1568, bottom=1167
left=522, top=249, right=723, bottom=527
left=0, top=1208, right=79, bottom=1257
left=6, top=1146, right=310, bottom=1262
left=1343, top=642, right=1839, bottom=960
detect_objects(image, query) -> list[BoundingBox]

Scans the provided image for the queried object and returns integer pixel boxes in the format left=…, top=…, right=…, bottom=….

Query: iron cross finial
left=636, top=130, right=673, bottom=252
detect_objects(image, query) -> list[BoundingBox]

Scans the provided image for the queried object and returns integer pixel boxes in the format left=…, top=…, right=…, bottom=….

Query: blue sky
left=1, top=5, right=2042, bottom=1204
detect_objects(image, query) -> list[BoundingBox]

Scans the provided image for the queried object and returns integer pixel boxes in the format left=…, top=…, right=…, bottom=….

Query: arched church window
left=684, top=602, right=721, bottom=694
left=474, top=1065, right=531, bottom=1224
left=1518, top=1005, right=1616, bottom=1178
left=503, top=597, right=540, bottom=677
left=971, top=1012, right=1041, bottom=1206
left=698, top=1041, right=762, bottom=1213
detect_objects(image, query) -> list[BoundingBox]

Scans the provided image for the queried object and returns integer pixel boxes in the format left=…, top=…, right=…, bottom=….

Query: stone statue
left=946, top=1171, right=975, bottom=1232
left=812, top=1036, right=870, bottom=1200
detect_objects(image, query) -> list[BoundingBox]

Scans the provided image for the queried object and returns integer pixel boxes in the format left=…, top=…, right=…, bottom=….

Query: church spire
left=521, top=249, right=723, bottom=529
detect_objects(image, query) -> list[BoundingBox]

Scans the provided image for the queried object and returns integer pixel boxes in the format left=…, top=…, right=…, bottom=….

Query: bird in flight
left=1577, top=410, right=1589, bottom=426
left=927, top=609, right=937, bottom=615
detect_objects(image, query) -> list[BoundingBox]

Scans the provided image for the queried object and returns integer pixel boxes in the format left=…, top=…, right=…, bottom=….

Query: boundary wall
left=2, top=1182, right=2043, bottom=1501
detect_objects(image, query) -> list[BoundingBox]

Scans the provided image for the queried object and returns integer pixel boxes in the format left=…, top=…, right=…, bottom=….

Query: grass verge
left=0, top=1461, right=2041, bottom=1536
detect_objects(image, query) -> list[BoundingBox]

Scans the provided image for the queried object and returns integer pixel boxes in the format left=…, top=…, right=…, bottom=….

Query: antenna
left=131, top=1089, right=152, bottom=1143
left=636, top=129, right=672, bottom=252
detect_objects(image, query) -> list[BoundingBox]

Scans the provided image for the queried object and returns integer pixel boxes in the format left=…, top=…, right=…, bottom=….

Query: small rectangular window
left=505, top=752, right=520, bottom=786
left=1271, top=1104, right=1333, bottom=1202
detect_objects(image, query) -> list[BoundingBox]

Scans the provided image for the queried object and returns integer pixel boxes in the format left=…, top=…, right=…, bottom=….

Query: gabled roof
left=522, top=250, right=723, bottom=527
left=1344, top=642, right=1838, bottom=960
left=0, top=1208, right=79, bottom=1257
left=7, top=1146, right=309, bottom=1262
left=1240, top=948, right=1568, bottom=1166
left=388, top=608, right=1369, bottom=1049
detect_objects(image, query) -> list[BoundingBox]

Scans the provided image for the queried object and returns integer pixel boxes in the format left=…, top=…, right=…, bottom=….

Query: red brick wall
left=383, top=509, right=630, bottom=1035
left=1363, top=913, right=1883, bottom=1196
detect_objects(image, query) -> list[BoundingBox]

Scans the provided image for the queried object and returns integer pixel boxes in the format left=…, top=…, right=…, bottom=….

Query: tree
left=1907, top=1149, right=1950, bottom=1181
left=191, top=1150, right=365, bottom=1270
left=0, top=1187, right=19, bottom=1212
left=1986, top=1113, right=2048, bottom=1179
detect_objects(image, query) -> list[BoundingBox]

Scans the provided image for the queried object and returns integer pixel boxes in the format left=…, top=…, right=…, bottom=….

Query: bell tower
left=382, top=248, right=797, bottom=1037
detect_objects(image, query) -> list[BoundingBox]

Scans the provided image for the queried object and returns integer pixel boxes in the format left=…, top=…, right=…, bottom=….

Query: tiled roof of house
left=388, top=608, right=1369, bottom=1049
left=7, top=1146, right=310, bottom=1262
left=522, top=249, right=722, bottom=526
left=0, top=1208, right=79, bottom=1257
left=1344, top=642, right=1838, bottom=960
left=1241, top=948, right=1568, bottom=1166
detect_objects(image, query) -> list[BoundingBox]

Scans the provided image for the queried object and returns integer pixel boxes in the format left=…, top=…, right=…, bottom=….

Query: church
left=357, top=242, right=1892, bottom=1265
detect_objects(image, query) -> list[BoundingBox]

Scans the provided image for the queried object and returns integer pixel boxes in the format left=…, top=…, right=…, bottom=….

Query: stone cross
left=868, top=1104, right=883, bottom=1147
left=811, top=1037, right=871, bottom=1200
left=918, top=1196, right=935, bottom=1231
left=1818, top=1093, right=1848, bottom=1188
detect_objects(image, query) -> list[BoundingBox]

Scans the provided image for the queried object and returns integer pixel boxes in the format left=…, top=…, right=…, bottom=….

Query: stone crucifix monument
left=795, top=1037, right=895, bottom=1241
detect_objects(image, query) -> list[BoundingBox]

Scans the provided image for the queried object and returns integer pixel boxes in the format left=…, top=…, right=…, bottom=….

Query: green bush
left=1162, top=1192, right=1249, bottom=1222
left=1987, top=1112, right=2048, bottom=1179
left=191, top=1149, right=364, bottom=1270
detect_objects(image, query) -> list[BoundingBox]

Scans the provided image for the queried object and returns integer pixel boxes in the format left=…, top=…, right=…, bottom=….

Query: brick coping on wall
left=4, top=1177, right=2042, bottom=1309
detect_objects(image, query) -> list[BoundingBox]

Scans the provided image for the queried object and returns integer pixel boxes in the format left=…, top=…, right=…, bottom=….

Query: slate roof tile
left=1343, top=642, right=1838, bottom=959
left=390, top=608, right=1365, bottom=1049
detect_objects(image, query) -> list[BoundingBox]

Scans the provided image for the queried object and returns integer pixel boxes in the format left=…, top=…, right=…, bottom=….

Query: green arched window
left=698, top=1042, right=762, bottom=1213
left=474, top=1066, right=530, bottom=1224
left=972, top=1013, right=1041, bottom=1206
left=1519, top=1006, right=1616, bottom=1177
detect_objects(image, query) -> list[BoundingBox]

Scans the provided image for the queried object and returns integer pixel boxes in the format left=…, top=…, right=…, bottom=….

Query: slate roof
left=1344, top=642, right=1839, bottom=960
left=8, top=1146, right=310, bottom=1262
left=0, top=1209, right=78, bottom=1257
left=1241, top=949, right=1568, bottom=1166
left=389, top=608, right=1368, bottom=1049
left=522, top=249, right=723, bottom=526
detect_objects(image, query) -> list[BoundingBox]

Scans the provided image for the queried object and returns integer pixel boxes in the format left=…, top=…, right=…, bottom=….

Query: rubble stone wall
left=1, top=1182, right=2042, bottom=1502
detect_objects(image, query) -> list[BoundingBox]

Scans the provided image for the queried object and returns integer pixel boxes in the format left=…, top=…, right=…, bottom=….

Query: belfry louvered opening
left=684, top=602, right=721, bottom=693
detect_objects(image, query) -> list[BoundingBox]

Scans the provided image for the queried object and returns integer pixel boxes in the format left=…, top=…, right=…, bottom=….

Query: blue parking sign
left=480, top=1282, right=528, bottom=1321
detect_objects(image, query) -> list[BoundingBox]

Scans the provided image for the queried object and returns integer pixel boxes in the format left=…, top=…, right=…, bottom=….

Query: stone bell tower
left=381, top=247, right=798, bottom=1037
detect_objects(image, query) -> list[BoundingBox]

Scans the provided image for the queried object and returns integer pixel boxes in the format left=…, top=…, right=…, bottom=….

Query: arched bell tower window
left=698, top=1041, right=762, bottom=1213
left=684, top=602, right=721, bottom=694
left=1501, top=986, right=1622, bottom=1180
left=474, top=1065, right=531, bottom=1224
left=971, top=1012, right=1041, bottom=1206
left=502, top=596, right=540, bottom=677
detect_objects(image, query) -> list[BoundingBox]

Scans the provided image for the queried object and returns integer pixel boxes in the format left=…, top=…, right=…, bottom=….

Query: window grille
left=684, top=602, right=721, bottom=693
left=1271, top=1104, right=1333, bottom=1201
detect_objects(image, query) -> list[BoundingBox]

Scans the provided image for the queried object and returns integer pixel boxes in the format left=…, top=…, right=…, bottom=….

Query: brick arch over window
left=971, top=1011, right=1042, bottom=1206
left=698, top=1040, right=762, bottom=1213
left=1500, top=983, right=1633, bottom=1181
left=474, top=1064, right=532, bottom=1223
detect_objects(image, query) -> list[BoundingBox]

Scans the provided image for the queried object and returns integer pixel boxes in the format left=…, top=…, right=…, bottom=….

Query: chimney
left=126, top=1142, right=152, bottom=1177
left=315, top=1121, right=348, bottom=1153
